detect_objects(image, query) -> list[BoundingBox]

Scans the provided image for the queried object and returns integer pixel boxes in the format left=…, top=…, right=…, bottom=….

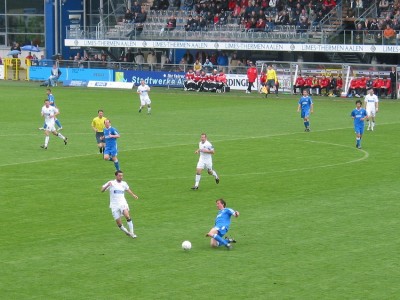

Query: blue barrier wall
left=29, top=67, right=114, bottom=82
left=115, top=70, right=185, bottom=88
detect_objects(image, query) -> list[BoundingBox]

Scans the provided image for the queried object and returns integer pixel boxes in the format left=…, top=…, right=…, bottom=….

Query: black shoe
left=226, top=243, right=233, bottom=250
left=40, top=145, right=47, bottom=149
left=138, top=108, right=142, bottom=113
left=191, top=186, right=198, bottom=190
left=225, top=237, right=236, bottom=243
left=215, top=177, right=219, bottom=184
left=99, top=148, right=103, bottom=154
left=64, top=137, right=68, bottom=145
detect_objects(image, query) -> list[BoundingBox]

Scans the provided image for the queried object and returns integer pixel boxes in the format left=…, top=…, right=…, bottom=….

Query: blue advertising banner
left=115, top=70, right=185, bottom=87
left=29, top=67, right=113, bottom=82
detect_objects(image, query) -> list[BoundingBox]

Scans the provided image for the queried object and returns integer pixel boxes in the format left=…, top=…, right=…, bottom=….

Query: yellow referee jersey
left=92, top=116, right=107, bottom=133
left=267, top=69, right=277, bottom=82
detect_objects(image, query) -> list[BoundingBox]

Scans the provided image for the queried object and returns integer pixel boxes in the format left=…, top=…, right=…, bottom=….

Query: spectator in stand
left=203, top=58, right=213, bottom=73
left=265, top=17, right=275, bottom=32
left=185, top=15, right=195, bottom=31
left=194, top=59, right=202, bottom=72
left=131, top=1, right=141, bottom=14
left=199, top=16, right=208, bottom=31
left=195, top=51, right=207, bottom=64
left=134, top=8, right=147, bottom=24
left=383, top=24, right=396, bottom=44
left=125, top=49, right=135, bottom=63
left=254, top=17, right=266, bottom=31
left=275, top=11, right=290, bottom=25
left=246, top=63, right=258, bottom=93
left=297, top=19, right=310, bottom=33
left=183, top=50, right=194, bottom=65
left=147, top=51, right=157, bottom=71
left=217, top=52, right=228, bottom=72
left=218, top=9, right=228, bottom=25
left=294, top=74, right=305, bottom=94
left=228, top=0, right=237, bottom=11
left=232, top=3, right=242, bottom=21
left=25, top=51, right=34, bottom=65
left=135, top=50, right=144, bottom=70
left=229, top=53, right=240, bottom=73
left=354, top=22, right=366, bottom=44
left=377, top=0, right=389, bottom=18
left=162, top=15, right=177, bottom=33
left=320, top=75, right=330, bottom=96
left=123, top=8, right=134, bottom=23
left=209, top=52, right=218, bottom=66
left=183, top=0, right=194, bottom=11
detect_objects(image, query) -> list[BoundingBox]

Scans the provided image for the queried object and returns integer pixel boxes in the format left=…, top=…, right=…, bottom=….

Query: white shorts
left=110, top=203, right=130, bottom=220
left=366, top=108, right=376, bottom=117
left=45, top=123, right=56, bottom=132
left=140, top=96, right=151, bottom=106
left=197, top=160, right=213, bottom=171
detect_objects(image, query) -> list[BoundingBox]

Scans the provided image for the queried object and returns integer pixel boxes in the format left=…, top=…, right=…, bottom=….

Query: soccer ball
left=182, top=240, right=192, bottom=250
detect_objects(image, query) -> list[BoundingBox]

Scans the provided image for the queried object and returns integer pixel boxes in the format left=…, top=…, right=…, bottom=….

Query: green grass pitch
left=0, top=81, right=399, bottom=299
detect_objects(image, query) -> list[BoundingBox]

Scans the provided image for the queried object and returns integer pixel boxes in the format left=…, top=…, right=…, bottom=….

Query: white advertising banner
left=87, top=81, right=134, bottom=89
left=66, top=39, right=400, bottom=54
left=0, top=65, right=4, bottom=80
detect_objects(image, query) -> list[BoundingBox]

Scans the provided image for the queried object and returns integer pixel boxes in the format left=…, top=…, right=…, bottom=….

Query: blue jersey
left=351, top=108, right=367, bottom=128
left=298, top=96, right=313, bottom=111
left=48, top=93, right=56, bottom=106
left=104, top=126, right=119, bottom=149
left=215, top=208, right=236, bottom=230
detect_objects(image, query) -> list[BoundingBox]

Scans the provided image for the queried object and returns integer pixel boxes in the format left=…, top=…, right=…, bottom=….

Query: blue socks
left=212, top=234, right=228, bottom=247
left=55, top=119, right=62, bottom=128
left=114, top=160, right=120, bottom=171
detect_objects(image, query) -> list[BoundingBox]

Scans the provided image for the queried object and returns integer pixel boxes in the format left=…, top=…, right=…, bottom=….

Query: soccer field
left=1, top=81, right=399, bottom=299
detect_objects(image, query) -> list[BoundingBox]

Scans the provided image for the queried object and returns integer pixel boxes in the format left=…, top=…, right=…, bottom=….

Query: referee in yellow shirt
left=91, top=109, right=107, bottom=154
left=266, top=65, right=278, bottom=97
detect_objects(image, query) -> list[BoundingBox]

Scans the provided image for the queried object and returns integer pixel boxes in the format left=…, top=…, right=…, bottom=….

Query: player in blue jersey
left=102, top=119, right=121, bottom=170
left=206, top=198, right=239, bottom=250
left=297, top=89, right=314, bottom=132
left=39, top=89, right=63, bottom=130
left=351, top=100, right=368, bottom=149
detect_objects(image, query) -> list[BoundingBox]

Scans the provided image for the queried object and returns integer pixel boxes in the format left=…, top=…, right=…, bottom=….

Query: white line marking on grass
left=0, top=128, right=369, bottom=169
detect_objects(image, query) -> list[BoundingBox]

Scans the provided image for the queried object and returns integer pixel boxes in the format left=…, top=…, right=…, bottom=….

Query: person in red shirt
left=199, top=70, right=209, bottom=91
left=293, top=74, right=305, bottom=94
left=246, top=63, right=258, bottom=93
left=184, top=68, right=196, bottom=91
left=336, top=75, right=343, bottom=94
left=320, top=75, right=330, bottom=96
left=381, top=77, right=391, bottom=97
left=373, top=76, right=384, bottom=96
left=303, top=75, right=313, bottom=94
left=216, top=70, right=227, bottom=93
left=358, top=76, right=367, bottom=96
left=193, top=70, right=202, bottom=91
left=348, top=77, right=360, bottom=97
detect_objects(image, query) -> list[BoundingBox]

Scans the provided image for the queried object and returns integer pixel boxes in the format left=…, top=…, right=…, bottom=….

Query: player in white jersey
left=101, top=170, right=139, bottom=238
left=40, top=99, right=68, bottom=149
left=191, top=133, right=220, bottom=190
left=364, top=89, right=379, bottom=131
left=137, top=79, right=152, bottom=114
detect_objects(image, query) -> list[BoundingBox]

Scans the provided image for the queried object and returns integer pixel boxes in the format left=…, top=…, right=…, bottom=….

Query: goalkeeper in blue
left=297, top=89, right=314, bottom=132
left=206, top=198, right=239, bottom=250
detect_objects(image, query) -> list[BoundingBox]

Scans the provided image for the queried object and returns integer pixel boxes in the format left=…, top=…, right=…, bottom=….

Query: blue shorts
left=301, top=109, right=310, bottom=119
left=354, top=125, right=364, bottom=135
left=104, top=147, right=118, bottom=157
left=215, top=226, right=228, bottom=237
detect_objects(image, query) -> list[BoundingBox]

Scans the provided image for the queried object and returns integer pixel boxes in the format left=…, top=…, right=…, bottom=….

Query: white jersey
left=137, top=84, right=151, bottom=105
left=364, top=94, right=378, bottom=110
left=104, top=179, right=130, bottom=208
left=41, top=105, right=58, bottom=127
left=198, top=140, right=214, bottom=162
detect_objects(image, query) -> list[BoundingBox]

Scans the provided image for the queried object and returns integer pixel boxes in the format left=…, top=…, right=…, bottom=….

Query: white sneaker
left=130, top=232, right=137, bottom=238
left=245, top=90, right=250, bottom=94
left=38, top=127, right=45, bottom=130
left=58, top=127, right=63, bottom=130
left=371, top=127, right=374, bottom=131
left=367, top=127, right=370, bottom=131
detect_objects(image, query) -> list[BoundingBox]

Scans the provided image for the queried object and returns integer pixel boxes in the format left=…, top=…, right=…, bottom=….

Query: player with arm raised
left=101, top=170, right=139, bottom=238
